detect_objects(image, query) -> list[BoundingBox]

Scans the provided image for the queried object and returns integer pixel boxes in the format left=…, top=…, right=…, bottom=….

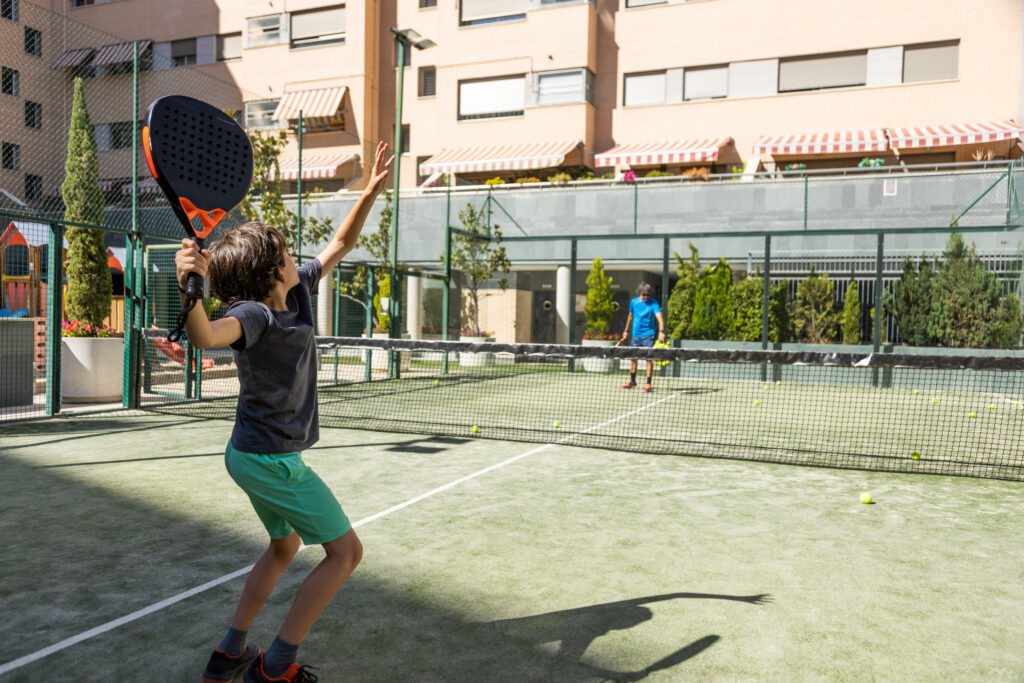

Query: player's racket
left=143, top=95, right=254, bottom=341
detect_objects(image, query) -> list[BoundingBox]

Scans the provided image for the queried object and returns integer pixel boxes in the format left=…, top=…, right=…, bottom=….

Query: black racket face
left=144, top=95, right=253, bottom=240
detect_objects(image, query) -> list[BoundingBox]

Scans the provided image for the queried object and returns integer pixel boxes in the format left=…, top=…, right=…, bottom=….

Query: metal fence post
left=45, top=221, right=64, bottom=416
left=803, top=176, right=809, bottom=230
left=873, top=232, right=884, bottom=387
left=568, top=238, right=577, bottom=372
left=364, top=266, right=374, bottom=382
left=296, top=110, right=303, bottom=264
left=442, top=213, right=452, bottom=375
left=661, top=237, right=669, bottom=315
left=122, top=40, right=141, bottom=409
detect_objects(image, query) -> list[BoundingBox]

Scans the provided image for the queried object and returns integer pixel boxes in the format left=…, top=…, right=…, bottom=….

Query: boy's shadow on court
left=483, top=592, right=772, bottom=681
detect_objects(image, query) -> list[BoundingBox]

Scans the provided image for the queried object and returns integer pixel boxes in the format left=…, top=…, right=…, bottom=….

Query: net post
left=333, top=265, right=341, bottom=385
left=568, top=238, right=577, bottom=372
left=45, top=221, right=64, bottom=416
left=121, top=40, right=141, bottom=409
left=364, top=266, right=374, bottom=382
left=873, top=232, right=884, bottom=387
left=194, top=347, right=203, bottom=399
left=296, top=110, right=303, bottom=265
left=442, top=216, right=452, bottom=375
left=142, top=245, right=152, bottom=395
left=761, top=233, right=771, bottom=382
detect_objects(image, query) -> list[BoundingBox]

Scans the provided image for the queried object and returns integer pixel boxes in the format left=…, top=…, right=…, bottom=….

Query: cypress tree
left=584, top=258, right=615, bottom=338
left=689, top=257, right=734, bottom=340
left=841, top=281, right=861, bottom=344
left=794, top=268, right=839, bottom=344
left=62, top=77, right=110, bottom=329
left=927, top=233, right=1006, bottom=347
left=666, top=243, right=700, bottom=339
left=887, top=255, right=934, bottom=346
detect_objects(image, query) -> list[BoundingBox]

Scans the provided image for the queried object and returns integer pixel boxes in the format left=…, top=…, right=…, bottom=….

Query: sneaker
left=621, top=381, right=637, bottom=390
left=642, top=383, right=653, bottom=393
left=202, top=645, right=259, bottom=682
left=244, top=654, right=319, bottom=683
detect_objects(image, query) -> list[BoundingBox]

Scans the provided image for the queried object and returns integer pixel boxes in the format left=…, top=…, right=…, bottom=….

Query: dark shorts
left=632, top=335, right=656, bottom=348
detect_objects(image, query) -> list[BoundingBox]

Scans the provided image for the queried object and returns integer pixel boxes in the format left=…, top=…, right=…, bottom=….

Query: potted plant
left=581, top=258, right=617, bottom=372
left=60, top=78, right=123, bottom=403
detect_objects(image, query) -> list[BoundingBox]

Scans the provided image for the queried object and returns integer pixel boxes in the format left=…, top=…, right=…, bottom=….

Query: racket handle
left=184, top=271, right=203, bottom=300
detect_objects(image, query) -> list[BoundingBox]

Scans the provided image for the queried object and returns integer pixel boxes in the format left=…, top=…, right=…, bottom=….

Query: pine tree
left=62, top=78, right=110, bottom=329
left=689, top=258, right=734, bottom=340
left=841, top=281, right=861, bottom=344
left=584, top=258, right=615, bottom=338
left=794, top=269, right=839, bottom=344
left=927, top=233, right=1007, bottom=347
left=887, top=255, right=935, bottom=346
left=666, top=243, right=700, bottom=339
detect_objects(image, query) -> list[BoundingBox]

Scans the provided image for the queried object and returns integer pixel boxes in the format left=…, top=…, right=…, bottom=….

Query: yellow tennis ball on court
left=914, top=389, right=920, bottom=394
left=989, top=404, right=996, bottom=410
left=553, top=420, right=561, bottom=428
left=471, top=425, right=479, bottom=433
left=931, top=398, right=938, bottom=404
left=763, top=386, right=769, bottom=391
left=860, top=492, right=873, bottom=504
left=433, top=380, right=440, bottom=386
left=910, top=452, right=920, bottom=460
left=969, top=412, right=976, bottom=418
left=754, top=400, right=760, bottom=406
left=776, top=380, right=781, bottom=385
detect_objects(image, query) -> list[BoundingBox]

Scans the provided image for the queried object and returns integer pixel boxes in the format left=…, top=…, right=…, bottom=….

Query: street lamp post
left=388, top=27, right=435, bottom=376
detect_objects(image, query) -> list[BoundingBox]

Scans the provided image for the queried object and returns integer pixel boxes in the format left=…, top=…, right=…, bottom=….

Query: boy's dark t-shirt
left=225, top=258, right=322, bottom=454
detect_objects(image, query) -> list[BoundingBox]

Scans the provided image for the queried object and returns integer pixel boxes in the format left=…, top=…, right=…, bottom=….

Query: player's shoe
left=243, top=654, right=319, bottom=683
left=642, top=383, right=653, bottom=393
left=621, top=380, right=637, bottom=390
left=202, top=645, right=259, bottom=682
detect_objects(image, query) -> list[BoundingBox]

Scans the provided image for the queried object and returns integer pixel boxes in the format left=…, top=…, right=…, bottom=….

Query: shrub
left=547, top=172, right=572, bottom=184
left=689, top=258, right=734, bottom=339
left=584, top=258, right=615, bottom=338
left=514, top=176, right=541, bottom=184
left=667, top=244, right=701, bottom=339
left=794, top=269, right=839, bottom=343
left=644, top=169, right=675, bottom=178
left=682, top=167, right=710, bottom=182
left=841, top=281, right=861, bottom=344
left=484, top=177, right=505, bottom=185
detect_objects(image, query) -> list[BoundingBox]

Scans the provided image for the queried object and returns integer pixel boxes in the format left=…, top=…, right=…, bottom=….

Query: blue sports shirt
left=629, top=296, right=661, bottom=337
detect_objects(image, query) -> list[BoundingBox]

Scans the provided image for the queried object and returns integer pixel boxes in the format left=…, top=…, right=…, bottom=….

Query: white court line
left=0, top=394, right=675, bottom=676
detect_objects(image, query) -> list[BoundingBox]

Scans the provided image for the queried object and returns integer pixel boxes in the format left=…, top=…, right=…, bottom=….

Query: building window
left=247, top=15, right=284, bottom=48
left=2, top=67, right=19, bottom=96
left=171, top=38, right=197, bottom=67
left=418, top=66, right=436, bottom=97
left=460, top=0, right=527, bottom=25
left=2, top=0, right=18, bottom=22
left=778, top=50, right=867, bottom=92
left=682, top=64, right=728, bottom=101
left=903, top=40, right=958, bottom=83
left=624, top=70, right=666, bottom=106
left=25, top=173, right=41, bottom=201
left=291, top=5, right=345, bottom=48
left=420, top=0, right=437, bottom=7
left=244, top=99, right=280, bottom=129
left=400, top=124, right=410, bottom=154
left=536, top=68, right=592, bottom=105
left=70, top=0, right=95, bottom=5
left=24, top=100, right=40, bottom=129
left=2, top=142, right=20, bottom=171
left=217, top=33, right=242, bottom=61
left=110, top=121, right=138, bottom=149
left=24, top=26, right=41, bottom=56
left=458, top=75, right=526, bottom=120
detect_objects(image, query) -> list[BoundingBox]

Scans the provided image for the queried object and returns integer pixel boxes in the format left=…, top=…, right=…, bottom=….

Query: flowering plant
left=622, top=170, right=637, bottom=182
left=461, top=329, right=494, bottom=337
left=62, top=319, right=116, bottom=338
left=582, top=332, right=618, bottom=340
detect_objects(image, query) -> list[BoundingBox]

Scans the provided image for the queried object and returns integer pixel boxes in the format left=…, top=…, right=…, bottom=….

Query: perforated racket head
left=144, top=95, right=253, bottom=241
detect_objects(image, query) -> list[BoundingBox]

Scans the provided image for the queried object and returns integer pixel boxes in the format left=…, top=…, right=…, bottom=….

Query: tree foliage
left=62, top=77, right=110, bottom=329
left=689, top=258, right=734, bottom=340
left=887, top=255, right=935, bottom=346
left=441, top=203, right=511, bottom=335
left=794, top=269, right=839, bottom=343
left=729, top=274, right=794, bottom=343
left=337, top=189, right=400, bottom=329
left=841, top=281, right=861, bottom=344
left=666, top=244, right=701, bottom=339
left=584, top=258, right=615, bottom=337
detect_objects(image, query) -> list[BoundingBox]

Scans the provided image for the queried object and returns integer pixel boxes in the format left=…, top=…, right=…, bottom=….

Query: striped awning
left=273, top=87, right=347, bottom=122
left=594, top=138, right=733, bottom=167
left=121, top=177, right=161, bottom=195
left=887, top=121, right=1024, bottom=150
left=753, top=129, right=888, bottom=156
left=92, top=40, right=151, bottom=66
left=98, top=178, right=121, bottom=191
left=52, top=48, right=93, bottom=69
left=420, top=141, right=581, bottom=175
left=275, top=153, right=357, bottom=181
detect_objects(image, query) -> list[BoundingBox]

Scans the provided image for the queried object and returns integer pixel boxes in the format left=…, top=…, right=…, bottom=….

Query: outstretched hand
left=365, top=141, right=395, bottom=197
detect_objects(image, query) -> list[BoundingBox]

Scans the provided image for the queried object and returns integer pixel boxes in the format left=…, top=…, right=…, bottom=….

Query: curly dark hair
left=208, top=222, right=286, bottom=304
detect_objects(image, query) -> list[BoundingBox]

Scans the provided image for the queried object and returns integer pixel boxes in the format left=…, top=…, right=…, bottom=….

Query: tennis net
left=141, top=332, right=1024, bottom=481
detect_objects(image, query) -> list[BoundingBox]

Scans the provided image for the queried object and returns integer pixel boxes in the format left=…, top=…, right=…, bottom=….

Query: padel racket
left=143, top=95, right=254, bottom=341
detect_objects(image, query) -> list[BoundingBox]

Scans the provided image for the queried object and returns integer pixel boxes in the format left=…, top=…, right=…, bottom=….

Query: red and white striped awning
left=420, top=141, right=582, bottom=175
left=92, top=40, right=151, bottom=66
left=886, top=121, right=1024, bottom=150
left=121, top=177, right=161, bottom=195
left=52, top=48, right=93, bottom=69
left=594, top=138, right=732, bottom=167
left=274, top=153, right=357, bottom=181
left=273, top=87, right=347, bottom=122
left=753, top=129, right=888, bottom=156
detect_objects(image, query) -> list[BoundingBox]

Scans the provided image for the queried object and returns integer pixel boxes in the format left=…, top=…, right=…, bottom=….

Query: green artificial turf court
left=1, top=411, right=1023, bottom=681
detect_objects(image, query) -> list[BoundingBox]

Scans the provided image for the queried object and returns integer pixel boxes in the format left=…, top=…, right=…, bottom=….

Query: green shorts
left=225, top=442, right=351, bottom=545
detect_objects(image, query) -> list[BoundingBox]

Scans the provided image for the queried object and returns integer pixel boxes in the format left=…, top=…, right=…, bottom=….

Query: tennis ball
left=776, top=380, right=781, bottom=385
left=754, top=400, right=760, bottom=406
left=433, top=380, right=440, bottom=386
left=471, top=425, right=479, bottom=434
left=914, top=389, right=920, bottom=395
left=910, top=452, right=921, bottom=460
left=553, top=420, right=561, bottom=428
left=931, top=398, right=938, bottom=404
left=763, top=386, right=769, bottom=392
left=989, top=404, right=996, bottom=410
left=860, top=492, right=873, bottom=504
left=970, top=412, right=976, bottom=418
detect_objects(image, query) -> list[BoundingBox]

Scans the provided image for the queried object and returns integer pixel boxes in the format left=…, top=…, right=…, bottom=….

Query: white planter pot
left=365, top=332, right=410, bottom=371
left=62, top=336, right=124, bottom=403
left=459, top=336, right=496, bottom=367
left=581, top=339, right=617, bottom=372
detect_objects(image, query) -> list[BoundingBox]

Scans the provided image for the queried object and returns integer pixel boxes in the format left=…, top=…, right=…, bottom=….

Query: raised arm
left=316, top=141, right=394, bottom=274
